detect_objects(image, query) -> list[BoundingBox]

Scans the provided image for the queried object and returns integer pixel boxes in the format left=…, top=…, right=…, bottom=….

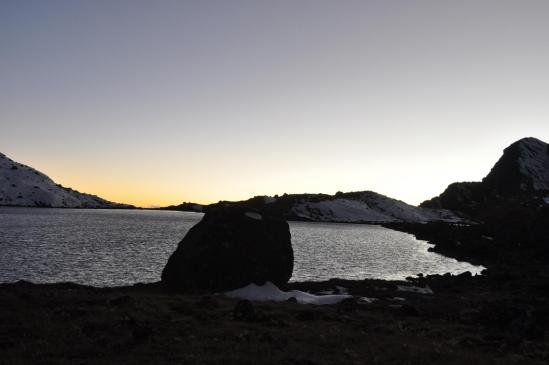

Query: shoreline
left=2, top=268, right=548, bottom=364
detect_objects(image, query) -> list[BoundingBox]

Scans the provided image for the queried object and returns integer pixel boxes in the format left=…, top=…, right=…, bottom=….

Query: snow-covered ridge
left=0, top=152, right=132, bottom=208
left=289, top=192, right=463, bottom=224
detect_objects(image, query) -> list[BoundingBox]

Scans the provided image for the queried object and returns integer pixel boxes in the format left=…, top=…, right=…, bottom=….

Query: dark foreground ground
left=2, top=268, right=549, bottom=365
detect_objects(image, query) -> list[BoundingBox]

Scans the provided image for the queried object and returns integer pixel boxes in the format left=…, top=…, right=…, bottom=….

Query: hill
left=0, top=152, right=132, bottom=208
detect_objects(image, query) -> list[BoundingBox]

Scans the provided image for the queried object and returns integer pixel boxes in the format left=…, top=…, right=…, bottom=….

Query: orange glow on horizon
left=10, top=132, right=546, bottom=209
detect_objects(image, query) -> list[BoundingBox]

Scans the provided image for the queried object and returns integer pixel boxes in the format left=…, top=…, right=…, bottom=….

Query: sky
left=1, top=1, right=549, bottom=208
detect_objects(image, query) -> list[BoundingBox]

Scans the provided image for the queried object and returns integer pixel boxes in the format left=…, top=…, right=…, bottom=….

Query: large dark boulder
left=161, top=206, right=293, bottom=292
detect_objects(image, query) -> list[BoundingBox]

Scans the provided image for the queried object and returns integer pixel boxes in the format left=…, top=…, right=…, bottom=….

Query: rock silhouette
left=422, top=137, right=549, bottom=214
left=161, top=206, right=293, bottom=292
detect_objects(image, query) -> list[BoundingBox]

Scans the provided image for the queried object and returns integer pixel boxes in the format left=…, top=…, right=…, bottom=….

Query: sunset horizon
left=1, top=135, right=545, bottom=208
left=3, top=1, right=548, bottom=208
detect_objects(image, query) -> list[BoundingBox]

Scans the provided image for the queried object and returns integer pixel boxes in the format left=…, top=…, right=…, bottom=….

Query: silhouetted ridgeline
left=376, top=137, right=549, bottom=270
left=419, top=137, right=549, bottom=252
left=422, top=137, right=549, bottom=214
left=156, top=202, right=204, bottom=212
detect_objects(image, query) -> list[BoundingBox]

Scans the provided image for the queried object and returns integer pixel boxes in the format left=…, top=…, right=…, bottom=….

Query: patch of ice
left=224, top=282, right=353, bottom=305
left=396, top=285, right=434, bottom=295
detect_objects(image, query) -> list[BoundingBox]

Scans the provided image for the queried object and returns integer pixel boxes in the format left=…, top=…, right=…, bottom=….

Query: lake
left=0, top=208, right=483, bottom=286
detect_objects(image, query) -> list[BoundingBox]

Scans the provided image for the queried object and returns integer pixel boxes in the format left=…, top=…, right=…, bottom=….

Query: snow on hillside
left=0, top=152, right=131, bottom=208
left=515, top=137, right=549, bottom=191
left=290, top=192, right=463, bottom=224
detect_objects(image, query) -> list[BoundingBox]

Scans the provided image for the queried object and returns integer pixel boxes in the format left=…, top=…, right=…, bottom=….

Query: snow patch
left=290, top=192, right=464, bottom=224
left=224, top=282, right=353, bottom=305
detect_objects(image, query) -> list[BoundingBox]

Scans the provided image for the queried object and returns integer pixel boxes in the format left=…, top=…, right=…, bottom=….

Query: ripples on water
left=291, top=222, right=483, bottom=281
left=0, top=208, right=483, bottom=286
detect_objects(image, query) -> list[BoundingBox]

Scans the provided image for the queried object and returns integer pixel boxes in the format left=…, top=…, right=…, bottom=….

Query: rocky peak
left=482, top=137, right=549, bottom=195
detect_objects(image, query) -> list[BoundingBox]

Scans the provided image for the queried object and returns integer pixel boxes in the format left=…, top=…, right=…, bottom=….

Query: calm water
left=0, top=208, right=483, bottom=286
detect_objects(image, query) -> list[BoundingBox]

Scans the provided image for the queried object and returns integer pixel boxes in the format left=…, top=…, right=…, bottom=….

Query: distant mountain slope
left=287, top=192, right=463, bottom=223
left=204, top=191, right=465, bottom=224
left=0, top=152, right=133, bottom=208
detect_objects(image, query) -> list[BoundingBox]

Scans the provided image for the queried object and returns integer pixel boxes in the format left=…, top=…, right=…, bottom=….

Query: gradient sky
left=2, top=1, right=549, bottom=207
